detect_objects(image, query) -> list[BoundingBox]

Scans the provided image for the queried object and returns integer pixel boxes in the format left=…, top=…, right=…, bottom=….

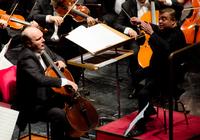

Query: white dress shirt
left=114, top=0, right=126, bottom=14
left=35, top=53, right=47, bottom=70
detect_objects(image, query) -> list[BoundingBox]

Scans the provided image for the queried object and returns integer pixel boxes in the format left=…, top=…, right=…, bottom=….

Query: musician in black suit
left=12, top=26, right=79, bottom=140
left=28, top=0, right=97, bottom=84
left=127, top=7, right=186, bottom=136
left=114, top=0, right=183, bottom=99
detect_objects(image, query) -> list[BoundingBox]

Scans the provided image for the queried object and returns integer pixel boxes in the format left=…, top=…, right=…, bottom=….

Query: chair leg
left=28, top=123, right=31, bottom=140
left=156, top=106, right=159, bottom=118
left=163, top=108, right=167, bottom=133
left=47, top=122, right=50, bottom=140
left=18, top=129, right=21, bottom=140
left=176, top=100, right=189, bottom=125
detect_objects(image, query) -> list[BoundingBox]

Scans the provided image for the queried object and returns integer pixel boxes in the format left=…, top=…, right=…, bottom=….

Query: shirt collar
left=136, top=0, right=150, bottom=9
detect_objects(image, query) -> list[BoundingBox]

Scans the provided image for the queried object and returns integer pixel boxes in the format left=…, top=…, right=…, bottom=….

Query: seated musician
left=127, top=7, right=186, bottom=136
left=0, top=16, right=40, bottom=65
left=12, top=26, right=79, bottom=140
left=28, top=0, right=97, bottom=84
left=113, top=0, right=184, bottom=99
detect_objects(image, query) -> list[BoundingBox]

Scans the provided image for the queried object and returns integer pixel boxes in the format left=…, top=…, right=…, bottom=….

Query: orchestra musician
left=28, top=0, right=97, bottom=84
left=113, top=0, right=184, bottom=99
left=100, top=0, right=125, bottom=27
left=0, top=0, right=36, bottom=19
left=0, top=15, right=39, bottom=64
left=0, top=0, right=40, bottom=65
left=127, top=7, right=186, bottom=136
left=12, top=26, right=79, bottom=140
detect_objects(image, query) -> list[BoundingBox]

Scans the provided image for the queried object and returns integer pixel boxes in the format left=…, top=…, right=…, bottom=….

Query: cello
left=181, top=0, right=200, bottom=44
left=137, top=0, right=159, bottom=68
left=43, top=50, right=99, bottom=137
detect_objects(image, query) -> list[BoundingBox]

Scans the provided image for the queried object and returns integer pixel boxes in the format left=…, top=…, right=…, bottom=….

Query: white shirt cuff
left=46, top=15, right=52, bottom=23
left=124, top=27, right=132, bottom=35
left=164, top=0, right=172, bottom=6
left=61, top=78, right=69, bottom=86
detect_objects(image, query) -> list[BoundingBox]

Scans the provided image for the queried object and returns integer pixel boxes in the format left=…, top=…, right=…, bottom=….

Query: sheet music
left=65, top=24, right=129, bottom=55
left=124, top=102, right=149, bottom=137
left=0, top=106, right=19, bottom=140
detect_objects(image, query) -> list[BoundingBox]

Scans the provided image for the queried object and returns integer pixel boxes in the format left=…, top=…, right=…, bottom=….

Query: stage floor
left=11, top=59, right=200, bottom=140
left=96, top=108, right=200, bottom=140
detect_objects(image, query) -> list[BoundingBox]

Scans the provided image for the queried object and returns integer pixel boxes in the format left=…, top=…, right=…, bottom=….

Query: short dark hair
left=159, top=8, right=177, bottom=21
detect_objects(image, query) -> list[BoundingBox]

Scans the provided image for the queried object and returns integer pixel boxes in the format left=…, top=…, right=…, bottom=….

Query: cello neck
left=42, top=50, right=65, bottom=78
left=150, top=0, right=157, bottom=24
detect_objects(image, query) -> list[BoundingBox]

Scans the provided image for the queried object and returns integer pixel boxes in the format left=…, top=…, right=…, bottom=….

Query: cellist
left=113, top=0, right=184, bottom=99
left=12, top=26, right=79, bottom=140
left=126, top=7, right=186, bottom=136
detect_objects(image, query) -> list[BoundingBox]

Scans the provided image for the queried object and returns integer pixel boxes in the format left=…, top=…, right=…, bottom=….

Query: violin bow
left=6, top=0, right=20, bottom=23
left=63, top=0, right=79, bottom=19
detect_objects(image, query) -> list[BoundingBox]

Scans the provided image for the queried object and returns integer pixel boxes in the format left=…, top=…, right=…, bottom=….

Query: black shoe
left=126, top=117, right=146, bottom=137
left=144, top=105, right=157, bottom=117
left=127, top=127, right=146, bottom=137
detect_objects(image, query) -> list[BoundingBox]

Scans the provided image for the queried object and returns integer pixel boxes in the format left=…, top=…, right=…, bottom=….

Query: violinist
left=113, top=0, right=184, bottom=99
left=0, top=0, right=41, bottom=64
left=0, top=0, right=37, bottom=38
left=126, top=7, right=186, bottom=136
left=0, top=11, right=40, bottom=65
left=28, top=0, right=97, bottom=84
left=12, top=26, right=79, bottom=140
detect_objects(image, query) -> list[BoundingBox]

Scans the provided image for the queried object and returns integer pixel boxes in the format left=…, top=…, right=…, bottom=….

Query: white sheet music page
left=65, top=24, right=127, bottom=55
left=0, top=106, right=19, bottom=140
left=124, top=102, right=149, bottom=137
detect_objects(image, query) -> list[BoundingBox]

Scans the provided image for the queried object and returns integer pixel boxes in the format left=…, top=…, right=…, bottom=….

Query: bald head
left=22, top=26, right=42, bottom=40
left=21, top=26, right=45, bottom=53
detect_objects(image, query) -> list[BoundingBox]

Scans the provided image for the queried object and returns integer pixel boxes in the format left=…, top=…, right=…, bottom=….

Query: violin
left=53, top=0, right=91, bottom=22
left=43, top=50, right=99, bottom=138
left=0, top=9, right=27, bottom=29
left=0, top=9, right=47, bottom=32
left=181, top=0, right=200, bottom=44
left=50, top=0, right=98, bottom=41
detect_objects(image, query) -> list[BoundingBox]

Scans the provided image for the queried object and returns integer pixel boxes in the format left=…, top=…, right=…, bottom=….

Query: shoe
left=127, top=127, right=146, bottom=137
left=144, top=105, right=157, bottom=117
left=126, top=117, right=146, bottom=137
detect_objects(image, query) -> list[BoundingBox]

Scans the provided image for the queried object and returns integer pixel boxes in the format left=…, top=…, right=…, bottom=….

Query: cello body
left=44, top=51, right=99, bottom=138
left=137, top=1, right=159, bottom=68
left=181, top=0, right=200, bottom=44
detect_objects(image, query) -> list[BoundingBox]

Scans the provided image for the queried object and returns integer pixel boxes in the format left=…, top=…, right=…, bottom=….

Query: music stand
left=66, top=23, right=133, bottom=118
left=168, top=42, right=200, bottom=140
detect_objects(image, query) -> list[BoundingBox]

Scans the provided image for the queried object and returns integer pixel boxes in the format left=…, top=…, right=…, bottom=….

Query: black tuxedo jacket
left=14, top=46, right=64, bottom=113
left=28, top=0, right=79, bottom=41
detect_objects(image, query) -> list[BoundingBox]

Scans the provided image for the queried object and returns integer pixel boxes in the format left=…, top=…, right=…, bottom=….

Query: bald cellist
left=12, top=26, right=79, bottom=140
